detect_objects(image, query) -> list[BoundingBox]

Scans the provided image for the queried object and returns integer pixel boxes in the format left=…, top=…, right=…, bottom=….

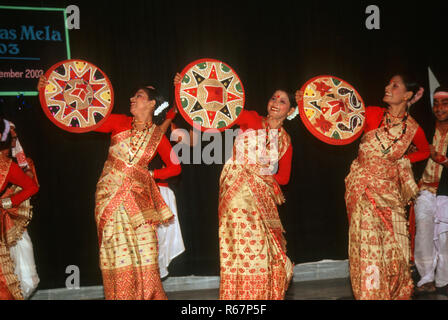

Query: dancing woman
left=94, top=86, right=182, bottom=299
left=218, top=89, right=296, bottom=300
left=0, top=117, right=40, bottom=300
left=345, top=74, right=430, bottom=300
left=0, top=130, right=39, bottom=299
left=38, top=77, right=181, bottom=299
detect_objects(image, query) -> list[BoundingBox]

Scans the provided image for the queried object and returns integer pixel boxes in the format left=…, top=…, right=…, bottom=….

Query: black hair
left=434, top=85, right=448, bottom=95
left=394, top=73, right=420, bottom=101
left=137, top=85, right=165, bottom=109
left=152, top=105, right=170, bottom=126
left=133, top=85, right=167, bottom=125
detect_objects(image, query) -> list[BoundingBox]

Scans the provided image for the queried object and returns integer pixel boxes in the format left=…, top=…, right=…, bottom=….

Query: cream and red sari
left=95, top=119, right=175, bottom=300
left=419, top=127, right=448, bottom=193
left=0, top=155, right=37, bottom=300
left=218, top=120, right=293, bottom=300
left=345, top=113, right=421, bottom=300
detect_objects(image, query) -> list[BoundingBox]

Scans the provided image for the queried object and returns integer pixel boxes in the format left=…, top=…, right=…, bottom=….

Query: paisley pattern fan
left=175, top=58, right=245, bottom=132
left=298, top=75, right=366, bottom=145
left=39, top=59, right=114, bottom=133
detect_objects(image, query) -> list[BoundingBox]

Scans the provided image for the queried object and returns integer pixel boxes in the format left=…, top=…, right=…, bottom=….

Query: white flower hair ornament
left=287, top=106, right=299, bottom=120
left=1, top=119, right=10, bottom=142
left=154, top=101, right=170, bottom=116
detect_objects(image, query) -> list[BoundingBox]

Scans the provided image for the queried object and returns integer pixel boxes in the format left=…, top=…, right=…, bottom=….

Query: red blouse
left=235, top=110, right=293, bottom=185
left=364, top=106, right=430, bottom=163
left=95, top=114, right=181, bottom=180
left=0, top=161, right=39, bottom=207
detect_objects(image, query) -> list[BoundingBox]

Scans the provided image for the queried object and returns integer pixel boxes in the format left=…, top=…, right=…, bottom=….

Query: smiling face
left=129, top=89, right=156, bottom=118
left=267, top=90, right=294, bottom=121
left=433, top=92, right=448, bottom=122
left=383, top=75, right=414, bottom=106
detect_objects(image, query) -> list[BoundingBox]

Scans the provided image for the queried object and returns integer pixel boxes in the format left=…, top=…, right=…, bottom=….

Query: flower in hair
left=287, top=107, right=299, bottom=120
left=154, top=101, right=170, bottom=116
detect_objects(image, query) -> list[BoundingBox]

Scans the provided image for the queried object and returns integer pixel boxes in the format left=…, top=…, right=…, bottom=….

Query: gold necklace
left=129, top=119, right=151, bottom=163
left=263, top=117, right=281, bottom=151
left=375, top=111, right=408, bottom=154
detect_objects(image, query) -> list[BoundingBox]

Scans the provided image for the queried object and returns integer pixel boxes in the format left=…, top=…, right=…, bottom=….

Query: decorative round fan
left=298, top=75, right=366, bottom=145
left=39, top=59, right=114, bottom=133
left=175, top=58, right=245, bottom=132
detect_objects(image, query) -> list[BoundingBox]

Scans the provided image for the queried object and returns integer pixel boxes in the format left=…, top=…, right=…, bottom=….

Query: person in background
left=414, top=86, right=448, bottom=296
left=150, top=90, right=186, bottom=279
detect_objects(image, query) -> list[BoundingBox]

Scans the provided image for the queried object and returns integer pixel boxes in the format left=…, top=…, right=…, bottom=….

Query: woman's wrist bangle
left=1, top=198, right=12, bottom=209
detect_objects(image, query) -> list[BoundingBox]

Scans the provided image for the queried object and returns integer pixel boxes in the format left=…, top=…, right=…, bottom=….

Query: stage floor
left=166, top=278, right=448, bottom=300
left=29, top=261, right=448, bottom=300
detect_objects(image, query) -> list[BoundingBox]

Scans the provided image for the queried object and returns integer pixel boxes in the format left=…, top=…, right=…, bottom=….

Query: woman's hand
left=25, top=170, right=34, bottom=179
left=407, top=143, right=418, bottom=155
left=295, top=90, right=304, bottom=103
left=37, top=75, right=48, bottom=91
left=166, top=108, right=177, bottom=120
left=407, top=87, right=424, bottom=107
left=173, top=73, right=182, bottom=86
left=429, top=145, right=436, bottom=158
left=430, top=145, right=448, bottom=164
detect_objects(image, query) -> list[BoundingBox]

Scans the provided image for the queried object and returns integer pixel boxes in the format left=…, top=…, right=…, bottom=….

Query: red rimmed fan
left=175, top=58, right=245, bottom=132
left=39, top=59, right=114, bottom=133
left=298, top=75, right=366, bottom=145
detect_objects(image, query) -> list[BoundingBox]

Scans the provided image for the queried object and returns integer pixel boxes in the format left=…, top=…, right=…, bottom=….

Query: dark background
left=0, top=0, right=446, bottom=290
